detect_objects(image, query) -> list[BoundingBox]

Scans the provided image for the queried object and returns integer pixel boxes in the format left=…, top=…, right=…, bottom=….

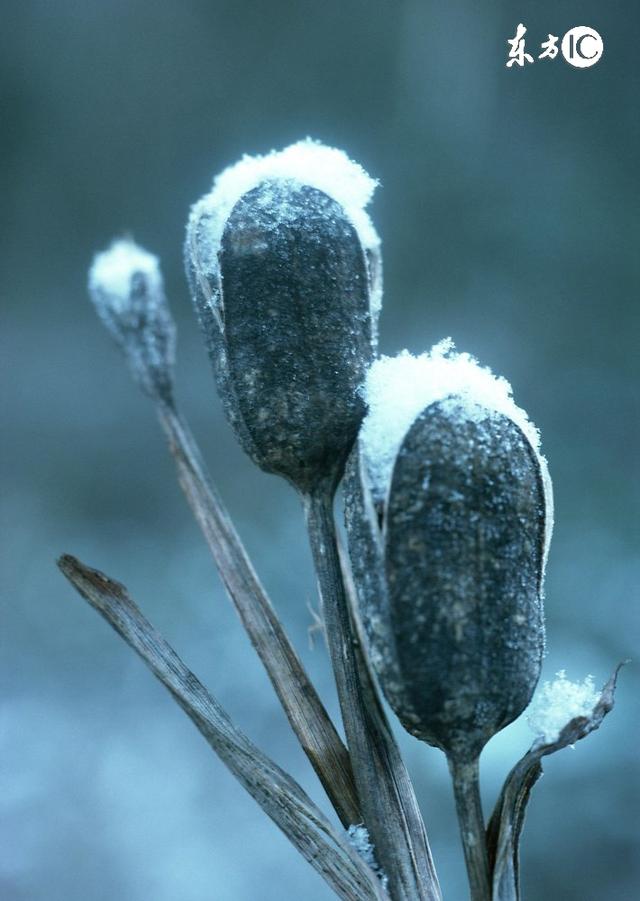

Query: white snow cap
left=187, top=138, right=380, bottom=309
left=360, top=338, right=543, bottom=502
left=527, top=670, right=600, bottom=744
left=89, top=238, right=162, bottom=309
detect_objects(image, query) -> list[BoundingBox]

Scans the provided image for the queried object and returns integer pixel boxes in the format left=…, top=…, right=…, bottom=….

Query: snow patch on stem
left=346, top=824, right=388, bottom=891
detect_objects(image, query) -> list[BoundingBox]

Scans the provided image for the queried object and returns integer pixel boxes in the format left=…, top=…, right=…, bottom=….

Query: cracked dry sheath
left=187, top=179, right=373, bottom=494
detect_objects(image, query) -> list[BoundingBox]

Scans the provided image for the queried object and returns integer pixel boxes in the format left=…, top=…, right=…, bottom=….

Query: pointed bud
left=185, top=140, right=380, bottom=493
left=88, top=238, right=176, bottom=403
left=345, top=340, right=553, bottom=762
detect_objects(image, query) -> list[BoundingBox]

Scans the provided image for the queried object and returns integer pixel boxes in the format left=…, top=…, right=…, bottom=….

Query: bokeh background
left=2, top=2, right=638, bottom=899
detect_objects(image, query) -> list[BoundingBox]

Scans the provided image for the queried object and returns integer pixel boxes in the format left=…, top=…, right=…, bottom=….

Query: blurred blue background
left=1, top=2, right=638, bottom=899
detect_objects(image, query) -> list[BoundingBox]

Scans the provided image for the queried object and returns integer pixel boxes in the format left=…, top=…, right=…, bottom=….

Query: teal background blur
left=1, top=2, right=638, bottom=899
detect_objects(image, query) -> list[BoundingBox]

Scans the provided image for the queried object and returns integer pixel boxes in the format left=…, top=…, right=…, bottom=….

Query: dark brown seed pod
left=383, top=399, right=547, bottom=762
left=185, top=142, right=379, bottom=493
left=346, top=382, right=552, bottom=763
left=88, top=238, right=176, bottom=405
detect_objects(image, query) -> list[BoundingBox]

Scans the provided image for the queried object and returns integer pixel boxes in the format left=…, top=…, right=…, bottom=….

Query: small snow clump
left=527, top=670, right=600, bottom=744
left=89, top=238, right=161, bottom=309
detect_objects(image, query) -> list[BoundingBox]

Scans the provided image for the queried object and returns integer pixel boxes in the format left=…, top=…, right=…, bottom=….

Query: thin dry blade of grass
left=57, top=553, right=385, bottom=901
left=157, top=400, right=361, bottom=828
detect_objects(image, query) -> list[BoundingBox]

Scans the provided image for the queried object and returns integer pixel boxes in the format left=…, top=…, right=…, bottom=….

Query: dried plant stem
left=449, top=757, right=491, bottom=901
left=304, top=488, right=441, bottom=901
left=339, top=541, right=442, bottom=901
left=155, top=399, right=361, bottom=828
left=58, top=554, right=385, bottom=901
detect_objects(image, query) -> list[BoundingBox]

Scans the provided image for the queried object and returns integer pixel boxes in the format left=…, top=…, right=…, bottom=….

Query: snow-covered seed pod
left=88, top=238, right=176, bottom=404
left=345, top=339, right=553, bottom=763
left=185, top=140, right=381, bottom=493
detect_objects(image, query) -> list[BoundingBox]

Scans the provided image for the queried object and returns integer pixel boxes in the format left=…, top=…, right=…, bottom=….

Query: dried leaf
left=487, top=665, right=625, bottom=901
left=58, top=554, right=385, bottom=901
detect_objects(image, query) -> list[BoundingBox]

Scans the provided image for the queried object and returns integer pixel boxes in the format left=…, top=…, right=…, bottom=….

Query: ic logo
left=561, top=27, right=604, bottom=68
